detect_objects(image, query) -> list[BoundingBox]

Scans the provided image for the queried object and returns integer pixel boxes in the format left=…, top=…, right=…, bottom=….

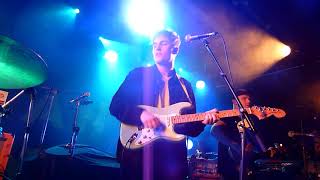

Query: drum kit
left=0, top=35, right=90, bottom=178
left=188, top=150, right=221, bottom=180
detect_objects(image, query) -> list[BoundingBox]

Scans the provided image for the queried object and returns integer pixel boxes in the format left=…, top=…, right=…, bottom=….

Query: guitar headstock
left=250, top=106, right=286, bottom=119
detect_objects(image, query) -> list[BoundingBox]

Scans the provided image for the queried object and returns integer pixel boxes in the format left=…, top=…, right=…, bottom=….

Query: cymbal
left=0, top=35, right=47, bottom=89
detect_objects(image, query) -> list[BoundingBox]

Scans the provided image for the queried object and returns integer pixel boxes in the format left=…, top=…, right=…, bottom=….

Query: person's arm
left=211, top=120, right=240, bottom=153
left=174, top=80, right=205, bottom=137
left=109, top=69, right=144, bottom=126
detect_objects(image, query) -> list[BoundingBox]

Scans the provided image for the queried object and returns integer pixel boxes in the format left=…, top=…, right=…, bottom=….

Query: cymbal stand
left=16, top=88, right=36, bottom=176
left=39, top=89, right=57, bottom=147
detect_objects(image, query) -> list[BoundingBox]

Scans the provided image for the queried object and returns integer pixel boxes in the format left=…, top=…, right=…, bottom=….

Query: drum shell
left=188, top=157, right=221, bottom=180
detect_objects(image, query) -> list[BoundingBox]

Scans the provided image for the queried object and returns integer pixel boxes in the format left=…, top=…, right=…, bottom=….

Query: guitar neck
left=171, top=109, right=249, bottom=124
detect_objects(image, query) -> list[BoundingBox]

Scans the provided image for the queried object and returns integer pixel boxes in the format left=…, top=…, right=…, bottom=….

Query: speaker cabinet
left=0, top=133, right=14, bottom=179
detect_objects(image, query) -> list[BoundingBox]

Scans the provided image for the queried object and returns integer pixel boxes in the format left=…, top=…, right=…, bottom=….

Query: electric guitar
left=120, top=102, right=286, bottom=149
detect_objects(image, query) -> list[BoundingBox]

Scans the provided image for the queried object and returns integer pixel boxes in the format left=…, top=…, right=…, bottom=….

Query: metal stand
left=1, top=88, right=38, bottom=177
left=16, top=88, right=36, bottom=176
left=65, top=92, right=91, bottom=157
left=201, top=38, right=256, bottom=180
left=68, top=100, right=81, bottom=157
left=300, top=118, right=308, bottom=179
left=39, top=89, right=58, bottom=146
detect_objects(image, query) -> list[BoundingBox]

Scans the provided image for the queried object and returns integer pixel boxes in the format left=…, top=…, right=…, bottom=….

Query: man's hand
left=202, top=108, right=220, bottom=124
left=140, top=110, right=161, bottom=128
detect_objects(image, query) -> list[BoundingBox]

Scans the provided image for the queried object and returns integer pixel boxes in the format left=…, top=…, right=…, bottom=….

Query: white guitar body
left=119, top=102, right=286, bottom=149
left=120, top=102, right=192, bottom=149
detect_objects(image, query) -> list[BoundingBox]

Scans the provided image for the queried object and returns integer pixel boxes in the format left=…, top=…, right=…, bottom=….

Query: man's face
left=238, top=94, right=251, bottom=108
left=152, top=35, right=175, bottom=65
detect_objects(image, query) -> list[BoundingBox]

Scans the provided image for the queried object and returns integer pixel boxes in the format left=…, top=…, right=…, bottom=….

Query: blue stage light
left=196, top=80, right=206, bottom=90
left=74, top=8, right=80, bottom=14
left=104, top=50, right=118, bottom=63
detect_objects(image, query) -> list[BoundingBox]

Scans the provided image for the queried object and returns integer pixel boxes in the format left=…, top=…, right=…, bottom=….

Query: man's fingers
left=143, top=118, right=161, bottom=128
left=202, top=118, right=210, bottom=124
left=206, top=109, right=220, bottom=119
left=203, top=114, right=212, bottom=124
left=144, top=121, right=151, bottom=128
left=208, top=108, right=218, bottom=113
left=151, top=118, right=159, bottom=128
left=202, top=111, right=220, bottom=124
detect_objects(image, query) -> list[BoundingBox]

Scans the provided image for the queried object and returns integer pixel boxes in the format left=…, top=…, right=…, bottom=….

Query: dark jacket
left=109, top=65, right=205, bottom=135
left=109, top=65, right=205, bottom=179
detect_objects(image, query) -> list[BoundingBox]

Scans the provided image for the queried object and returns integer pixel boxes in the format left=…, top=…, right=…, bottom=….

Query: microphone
left=288, top=131, right=316, bottom=138
left=185, top=32, right=218, bottom=42
left=70, top=92, right=90, bottom=103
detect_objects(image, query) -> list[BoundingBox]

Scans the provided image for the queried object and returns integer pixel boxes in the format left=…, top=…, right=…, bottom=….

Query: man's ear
left=172, top=47, right=179, bottom=54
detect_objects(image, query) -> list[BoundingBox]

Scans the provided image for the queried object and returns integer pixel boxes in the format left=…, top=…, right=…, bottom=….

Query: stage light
left=125, top=0, right=166, bottom=37
left=187, top=139, right=194, bottom=150
left=99, top=36, right=111, bottom=48
left=280, top=45, right=291, bottom=58
left=104, top=50, right=118, bottom=63
left=65, top=7, right=79, bottom=16
left=196, top=80, right=206, bottom=90
left=178, top=68, right=183, bottom=73
left=74, top=8, right=80, bottom=14
left=228, top=29, right=295, bottom=85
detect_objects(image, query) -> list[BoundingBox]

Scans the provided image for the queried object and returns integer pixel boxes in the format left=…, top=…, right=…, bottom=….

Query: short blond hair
left=153, top=29, right=181, bottom=49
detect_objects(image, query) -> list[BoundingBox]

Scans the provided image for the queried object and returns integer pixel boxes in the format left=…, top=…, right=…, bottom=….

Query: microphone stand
left=66, top=96, right=92, bottom=157
left=67, top=99, right=81, bottom=157
left=201, top=39, right=256, bottom=180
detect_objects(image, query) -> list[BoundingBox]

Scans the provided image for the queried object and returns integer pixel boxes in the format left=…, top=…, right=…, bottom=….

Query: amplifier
left=0, top=132, right=14, bottom=179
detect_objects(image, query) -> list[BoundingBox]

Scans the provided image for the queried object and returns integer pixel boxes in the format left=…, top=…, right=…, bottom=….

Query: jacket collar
left=151, top=64, right=177, bottom=81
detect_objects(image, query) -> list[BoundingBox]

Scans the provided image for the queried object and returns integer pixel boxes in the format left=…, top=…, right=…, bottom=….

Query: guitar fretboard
left=170, top=109, right=250, bottom=124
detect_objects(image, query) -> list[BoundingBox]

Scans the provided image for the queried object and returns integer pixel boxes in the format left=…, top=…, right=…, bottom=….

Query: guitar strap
left=176, top=74, right=192, bottom=104
left=157, top=76, right=170, bottom=108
